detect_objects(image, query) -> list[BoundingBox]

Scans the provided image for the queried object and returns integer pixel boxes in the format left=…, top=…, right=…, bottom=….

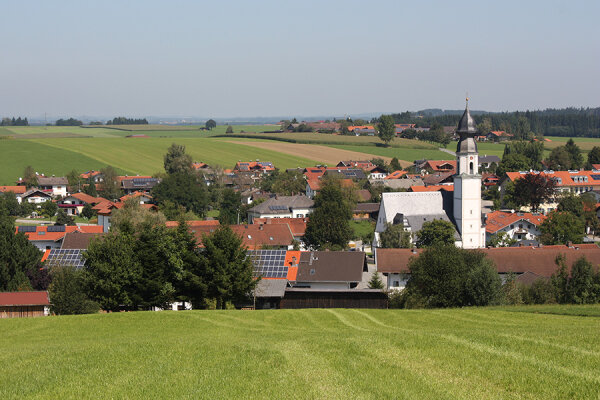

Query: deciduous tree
left=415, top=219, right=456, bottom=248
left=377, top=114, right=395, bottom=146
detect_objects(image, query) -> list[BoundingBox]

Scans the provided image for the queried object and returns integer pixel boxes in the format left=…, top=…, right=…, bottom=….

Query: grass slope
left=0, top=306, right=599, bottom=399
left=33, top=137, right=319, bottom=175
left=328, top=144, right=451, bottom=161
left=0, top=140, right=133, bottom=185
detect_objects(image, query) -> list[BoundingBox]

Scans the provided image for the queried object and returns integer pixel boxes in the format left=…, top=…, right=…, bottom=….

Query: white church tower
left=453, top=99, right=486, bottom=248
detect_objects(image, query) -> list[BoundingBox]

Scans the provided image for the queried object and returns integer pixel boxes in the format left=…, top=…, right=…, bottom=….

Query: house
left=410, top=184, right=454, bottom=192
left=93, top=200, right=117, bottom=232
left=479, top=155, right=501, bottom=169
left=306, top=178, right=354, bottom=199
left=0, top=291, right=51, bottom=318
left=485, top=211, right=546, bottom=244
left=18, top=189, right=52, bottom=205
left=58, top=192, right=103, bottom=216
left=376, top=244, right=600, bottom=291
left=16, top=225, right=104, bottom=251
left=347, top=125, right=376, bottom=135
left=37, top=177, right=68, bottom=197
left=230, top=224, right=295, bottom=250
left=384, top=170, right=407, bottom=180
left=336, top=160, right=375, bottom=170
left=60, top=231, right=105, bottom=249
left=501, top=170, right=600, bottom=214
left=119, top=176, right=161, bottom=194
left=416, top=160, right=457, bottom=174
left=247, top=195, right=314, bottom=222
left=0, top=185, right=26, bottom=195
left=366, top=166, right=388, bottom=180
left=374, top=191, right=460, bottom=248
left=395, top=123, right=416, bottom=134
left=119, top=191, right=153, bottom=204
left=80, top=170, right=103, bottom=183
left=353, top=203, right=380, bottom=220
left=482, top=173, right=500, bottom=187
left=422, top=171, right=455, bottom=186
left=324, top=168, right=367, bottom=181
left=290, top=251, right=368, bottom=290
left=487, top=130, right=513, bottom=142
left=377, top=177, right=425, bottom=190
left=234, top=161, right=275, bottom=174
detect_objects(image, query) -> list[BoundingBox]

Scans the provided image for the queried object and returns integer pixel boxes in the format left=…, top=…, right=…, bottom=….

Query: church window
left=469, top=162, right=474, bottom=174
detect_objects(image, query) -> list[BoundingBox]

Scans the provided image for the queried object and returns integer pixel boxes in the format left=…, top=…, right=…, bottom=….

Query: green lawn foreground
left=0, top=306, right=598, bottom=399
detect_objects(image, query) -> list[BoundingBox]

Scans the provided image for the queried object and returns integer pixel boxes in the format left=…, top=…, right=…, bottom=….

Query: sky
left=1, top=0, right=599, bottom=119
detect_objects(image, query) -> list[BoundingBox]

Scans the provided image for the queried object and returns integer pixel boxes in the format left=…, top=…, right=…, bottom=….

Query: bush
left=520, top=279, right=557, bottom=304
left=49, top=266, right=99, bottom=315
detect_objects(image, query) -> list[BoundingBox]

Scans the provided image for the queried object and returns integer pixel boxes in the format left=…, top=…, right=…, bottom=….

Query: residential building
left=0, top=186, right=26, bottom=196
left=416, top=160, right=456, bottom=174
left=119, top=176, right=161, bottom=194
left=234, top=161, right=275, bottom=174
left=58, top=193, right=103, bottom=216
left=291, top=251, right=367, bottom=290
left=487, top=130, right=513, bottom=141
left=247, top=195, right=314, bottom=222
left=16, top=225, right=104, bottom=251
left=485, top=211, right=546, bottom=244
left=37, top=177, right=68, bottom=197
left=479, top=155, right=501, bottom=169
left=18, top=189, right=52, bottom=205
left=251, top=217, right=308, bottom=242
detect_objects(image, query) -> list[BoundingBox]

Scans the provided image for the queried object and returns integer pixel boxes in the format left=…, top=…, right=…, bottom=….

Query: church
left=374, top=100, right=486, bottom=249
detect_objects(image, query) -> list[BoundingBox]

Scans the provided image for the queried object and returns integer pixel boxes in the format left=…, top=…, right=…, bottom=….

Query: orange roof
left=16, top=225, right=103, bottom=242
left=505, top=170, right=600, bottom=187
left=410, top=185, right=454, bottom=192
left=0, top=185, right=26, bottom=194
left=384, top=170, right=407, bottom=180
left=80, top=170, right=102, bottom=179
left=285, top=251, right=301, bottom=281
left=192, top=162, right=208, bottom=169
left=423, top=160, right=456, bottom=172
left=92, top=200, right=117, bottom=215
left=165, top=220, right=221, bottom=228
left=69, top=192, right=102, bottom=204
left=252, top=218, right=308, bottom=237
left=485, top=210, right=546, bottom=234
left=592, top=164, right=600, bottom=170
left=119, top=191, right=152, bottom=202
left=489, top=131, right=513, bottom=137
left=348, top=125, right=374, bottom=131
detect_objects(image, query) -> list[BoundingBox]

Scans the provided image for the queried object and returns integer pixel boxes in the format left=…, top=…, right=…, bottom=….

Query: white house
left=485, top=210, right=546, bottom=244
left=19, top=189, right=52, bottom=205
left=247, top=195, right=314, bottom=223
left=37, top=177, right=68, bottom=197
left=59, top=193, right=102, bottom=216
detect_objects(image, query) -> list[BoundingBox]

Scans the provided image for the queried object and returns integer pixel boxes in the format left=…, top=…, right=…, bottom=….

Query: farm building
left=0, top=291, right=51, bottom=318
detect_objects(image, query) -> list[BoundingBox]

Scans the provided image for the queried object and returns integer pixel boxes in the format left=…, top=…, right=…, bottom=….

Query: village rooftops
left=191, top=224, right=294, bottom=250
left=485, top=211, right=546, bottom=234
left=410, top=184, right=454, bottom=192
left=16, top=225, right=104, bottom=242
left=504, top=170, right=600, bottom=187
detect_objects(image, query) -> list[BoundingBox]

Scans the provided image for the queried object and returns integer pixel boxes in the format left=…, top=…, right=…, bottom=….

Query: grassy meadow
left=0, top=306, right=598, bottom=399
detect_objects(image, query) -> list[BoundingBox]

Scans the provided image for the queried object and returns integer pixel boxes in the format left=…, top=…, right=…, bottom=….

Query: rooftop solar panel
left=47, top=225, right=66, bottom=232
left=247, top=250, right=288, bottom=278
left=45, top=249, right=86, bottom=269
left=591, top=175, right=600, bottom=181
left=17, top=226, right=36, bottom=233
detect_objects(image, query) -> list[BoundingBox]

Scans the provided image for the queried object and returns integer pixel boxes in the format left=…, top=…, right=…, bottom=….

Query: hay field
left=0, top=306, right=598, bottom=399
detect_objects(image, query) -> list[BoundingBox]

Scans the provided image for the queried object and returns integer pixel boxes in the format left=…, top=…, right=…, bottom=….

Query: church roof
left=456, top=103, right=477, bottom=134
left=456, top=101, right=478, bottom=153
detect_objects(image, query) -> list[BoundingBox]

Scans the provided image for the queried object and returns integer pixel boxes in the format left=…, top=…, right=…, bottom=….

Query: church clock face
left=469, top=156, right=473, bottom=160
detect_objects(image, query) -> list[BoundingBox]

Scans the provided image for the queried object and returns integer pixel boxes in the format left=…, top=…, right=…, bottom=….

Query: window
left=393, top=281, right=400, bottom=287
left=469, top=162, right=474, bottom=174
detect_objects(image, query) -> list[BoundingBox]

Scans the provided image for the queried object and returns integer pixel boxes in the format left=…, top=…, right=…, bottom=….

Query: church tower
left=453, top=99, right=486, bottom=248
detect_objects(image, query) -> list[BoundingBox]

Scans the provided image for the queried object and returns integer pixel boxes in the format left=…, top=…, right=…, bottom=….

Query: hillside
left=1, top=306, right=599, bottom=399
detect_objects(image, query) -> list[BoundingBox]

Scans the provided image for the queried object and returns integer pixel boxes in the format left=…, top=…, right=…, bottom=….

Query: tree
left=0, top=215, right=42, bottom=291
left=172, top=216, right=205, bottom=308
left=512, top=173, right=556, bottom=213
left=163, top=143, right=193, bottom=175
left=415, top=219, right=455, bottom=248
left=226, top=125, right=234, bottom=134
left=487, top=231, right=517, bottom=247
left=304, top=178, right=354, bottom=250
left=83, top=181, right=98, bottom=197
left=0, top=191, right=21, bottom=216
left=496, top=153, right=530, bottom=177
left=565, top=138, right=584, bottom=169
left=152, top=172, right=208, bottom=216
left=261, top=169, right=306, bottom=196
left=368, top=271, right=384, bottom=289
left=557, top=193, right=583, bottom=218
left=218, top=189, right=241, bottom=225
left=477, top=117, right=492, bottom=135
left=48, top=266, right=99, bottom=315
left=55, top=209, right=74, bottom=226
left=84, top=233, right=142, bottom=311
left=587, top=146, right=600, bottom=169
left=567, top=257, right=599, bottom=304
left=205, top=119, right=217, bottom=130
left=540, top=211, right=585, bottom=245
left=98, top=166, right=121, bottom=200
left=110, top=199, right=166, bottom=234
left=200, top=225, right=257, bottom=309
left=81, top=203, right=95, bottom=219
left=379, top=223, right=412, bottom=248
left=23, top=165, right=38, bottom=188
left=404, top=245, right=501, bottom=308
left=41, top=200, right=58, bottom=218
left=546, top=146, right=572, bottom=170
left=390, top=157, right=402, bottom=172
left=377, top=114, right=395, bottom=146
left=66, top=169, right=82, bottom=190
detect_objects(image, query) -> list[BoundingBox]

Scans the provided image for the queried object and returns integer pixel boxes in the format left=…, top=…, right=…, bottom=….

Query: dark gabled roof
left=121, top=178, right=160, bottom=190
left=324, top=169, right=367, bottom=180
left=296, top=251, right=366, bottom=283
left=354, top=203, right=380, bottom=213
left=248, top=195, right=314, bottom=214
left=61, top=231, right=105, bottom=249
left=254, top=279, right=288, bottom=298
left=37, top=177, right=68, bottom=186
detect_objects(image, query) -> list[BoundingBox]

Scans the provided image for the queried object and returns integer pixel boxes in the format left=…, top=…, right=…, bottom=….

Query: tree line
left=107, top=117, right=148, bottom=125
left=389, top=107, right=600, bottom=138
left=1, top=117, right=29, bottom=126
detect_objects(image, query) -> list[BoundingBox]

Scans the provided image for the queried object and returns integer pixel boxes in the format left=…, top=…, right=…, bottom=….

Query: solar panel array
left=591, top=175, right=600, bottom=181
left=47, top=225, right=66, bottom=232
left=247, top=250, right=288, bottom=278
left=268, top=205, right=288, bottom=211
left=132, top=178, right=157, bottom=187
left=17, top=226, right=36, bottom=233
left=45, top=249, right=86, bottom=268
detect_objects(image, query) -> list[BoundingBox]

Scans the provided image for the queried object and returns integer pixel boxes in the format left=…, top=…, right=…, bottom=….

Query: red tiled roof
left=119, top=191, right=152, bottom=202
left=423, top=160, right=456, bottom=172
left=0, top=291, right=50, bottom=306
left=165, top=220, right=221, bottom=228
left=347, top=125, right=374, bottom=131
left=485, top=211, right=546, bottom=234
left=410, top=185, right=454, bottom=192
left=116, top=175, right=152, bottom=183
left=80, top=170, right=101, bottom=179
left=488, top=131, right=513, bottom=137
left=252, top=218, right=308, bottom=237
left=0, top=185, right=26, bottom=194
left=191, top=224, right=293, bottom=249
left=384, top=170, right=407, bottom=180
left=192, top=162, right=208, bottom=169
left=69, top=192, right=102, bottom=204
left=17, top=225, right=103, bottom=242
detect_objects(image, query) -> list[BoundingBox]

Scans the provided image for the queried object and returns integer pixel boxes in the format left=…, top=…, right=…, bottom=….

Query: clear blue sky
left=1, top=0, right=599, bottom=118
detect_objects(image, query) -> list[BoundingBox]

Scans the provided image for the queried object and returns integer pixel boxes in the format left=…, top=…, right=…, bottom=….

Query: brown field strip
left=227, top=141, right=413, bottom=167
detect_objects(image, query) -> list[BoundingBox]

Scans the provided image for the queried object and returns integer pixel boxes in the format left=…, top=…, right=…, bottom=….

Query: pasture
left=0, top=306, right=598, bottom=399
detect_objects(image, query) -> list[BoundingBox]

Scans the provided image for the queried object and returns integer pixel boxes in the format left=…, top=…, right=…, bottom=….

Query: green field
left=329, top=144, right=451, bottom=161
left=0, top=306, right=598, bottom=399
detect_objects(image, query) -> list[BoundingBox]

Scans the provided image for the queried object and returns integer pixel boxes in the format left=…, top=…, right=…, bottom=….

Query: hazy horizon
left=2, top=0, right=599, bottom=118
